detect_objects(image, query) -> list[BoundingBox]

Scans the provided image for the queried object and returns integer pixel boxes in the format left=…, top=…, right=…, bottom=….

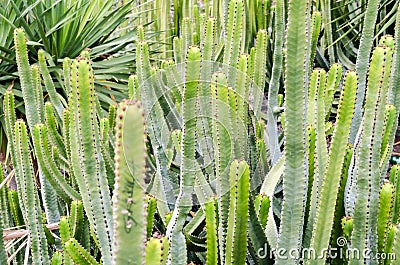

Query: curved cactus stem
left=112, top=100, right=148, bottom=265
left=32, top=124, right=80, bottom=202
left=14, top=120, right=50, bottom=265
left=44, top=103, right=66, bottom=159
left=38, top=49, right=63, bottom=117
left=65, top=238, right=100, bottom=265
left=277, top=1, right=310, bottom=263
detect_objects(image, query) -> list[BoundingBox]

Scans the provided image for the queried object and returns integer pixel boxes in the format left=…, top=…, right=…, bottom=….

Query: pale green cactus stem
left=309, top=12, right=322, bottom=67
left=68, top=57, right=113, bottom=264
left=223, top=0, right=244, bottom=86
left=63, top=57, right=71, bottom=95
left=252, top=29, right=267, bottom=120
left=350, top=45, right=392, bottom=265
left=235, top=54, right=250, bottom=160
left=306, top=71, right=357, bottom=264
left=14, top=28, right=60, bottom=225
left=100, top=117, right=115, bottom=187
left=377, top=181, right=394, bottom=255
left=266, top=0, right=284, bottom=164
left=276, top=1, right=309, bottom=263
left=14, top=120, right=50, bottom=264
left=38, top=49, right=64, bottom=117
left=304, top=68, right=329, bottom=247
left=211, top=71, right=232, bottom=265
left=167, top=46, right=201, bottom=265
left=225, top=159, right=250, bottom=265
left=112, top=100, right=148, bottom=265
left=205, top=199, right=218, bottom=265
left=137, top=37, right=172, bottom=220
left=350, top=0, right=381, bottom=143
left=391, top=4, right=400, bottom=111
left=32, top=65, right=45, bottom=122
left=44, top=103, right=67, bottom=159
left=380, top=105, right=397, bottom=170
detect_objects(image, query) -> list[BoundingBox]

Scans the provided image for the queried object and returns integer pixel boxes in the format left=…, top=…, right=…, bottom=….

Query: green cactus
left=112, top=100, right=148, bottom=264
left=277, top=1, right=310, bottom=263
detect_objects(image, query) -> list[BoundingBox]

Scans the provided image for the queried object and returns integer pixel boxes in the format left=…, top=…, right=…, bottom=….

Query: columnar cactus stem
left=277, top=1, right=310, bottom=263
left=350, top=45, right=392, bottom=265
left=14, top=120, right=50, bottom=264
left=112, top=100, right=148, bottom=265
left=205, top=199, right=218, bottom=265
left=350, top=0, right=381, bottom=143
left=225, top=159, right=250, bottom=265
left=307, top=71, right=357, bottom=264
left=167, top=46, right=201, bottom=265
left=68, top=57, right=113, bottom=264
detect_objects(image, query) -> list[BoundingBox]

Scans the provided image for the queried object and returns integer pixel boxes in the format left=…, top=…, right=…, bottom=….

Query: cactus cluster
left=1, top=1, right=400, bottom=265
